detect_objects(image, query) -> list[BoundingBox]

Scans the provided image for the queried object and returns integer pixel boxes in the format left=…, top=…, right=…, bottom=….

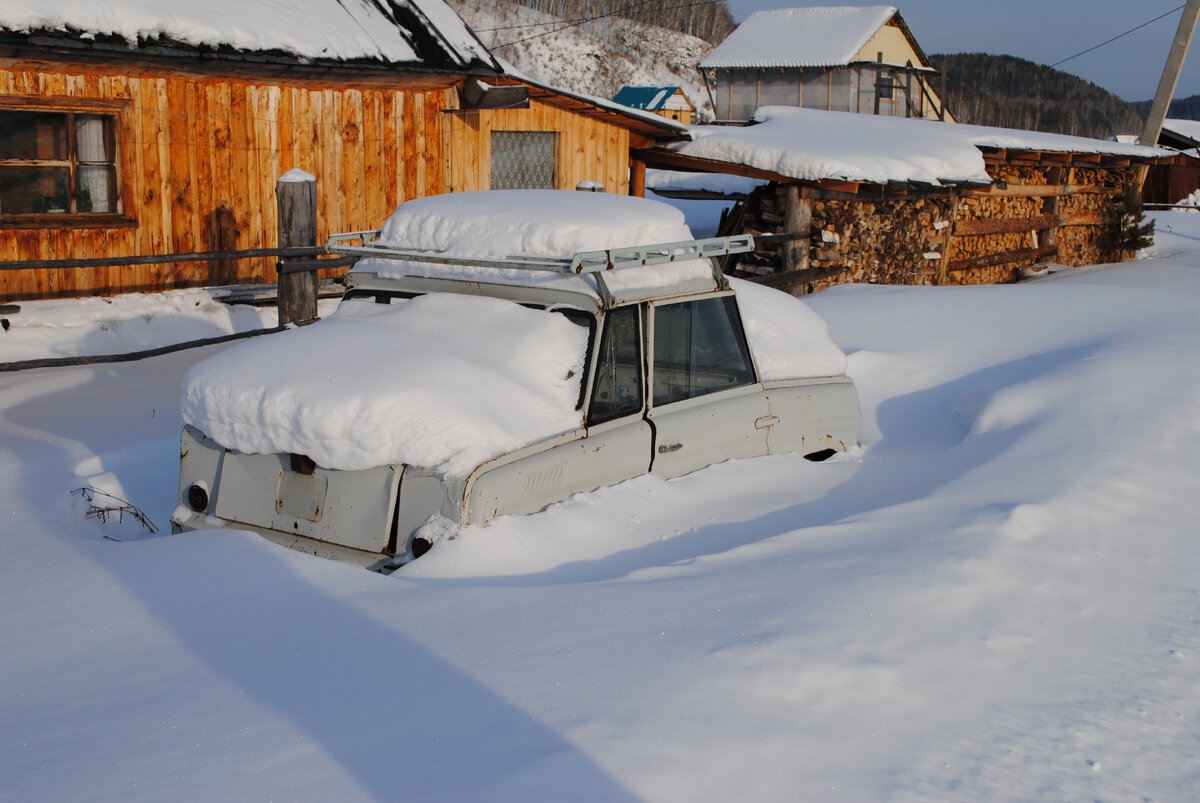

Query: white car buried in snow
left=172, top=191, right=859, bottom=569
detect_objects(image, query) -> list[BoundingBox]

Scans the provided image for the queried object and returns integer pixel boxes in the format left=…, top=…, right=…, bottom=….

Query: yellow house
left=699, top=5, right=954, bottom=123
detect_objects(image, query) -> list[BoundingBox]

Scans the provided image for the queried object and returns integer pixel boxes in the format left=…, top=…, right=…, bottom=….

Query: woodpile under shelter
left=699, top=5, right=951, bottom=124
left=0, top=0, right=686, bottom=301
left=641, top=107, right=1167, bottom=293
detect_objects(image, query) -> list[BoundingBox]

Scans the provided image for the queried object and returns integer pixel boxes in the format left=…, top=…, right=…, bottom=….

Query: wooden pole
left=276, top=169, right=318, bottom=326
left=1141, top=0, right=1200, bottom=147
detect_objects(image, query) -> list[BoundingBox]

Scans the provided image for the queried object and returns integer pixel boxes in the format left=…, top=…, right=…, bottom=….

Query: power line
left=1049, top=4, right=1185, bottom=68
left=492, top=0, right=720, bottom=48
left=476, top=0, right=663, bottom=33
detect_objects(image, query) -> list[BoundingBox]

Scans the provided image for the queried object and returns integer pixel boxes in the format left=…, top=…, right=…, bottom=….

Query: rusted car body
left=172, top=216, right=859, bottom=570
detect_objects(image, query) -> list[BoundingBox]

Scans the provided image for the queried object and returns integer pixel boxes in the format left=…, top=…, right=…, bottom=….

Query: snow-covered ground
left=3, top=212, right=1200, bottom=800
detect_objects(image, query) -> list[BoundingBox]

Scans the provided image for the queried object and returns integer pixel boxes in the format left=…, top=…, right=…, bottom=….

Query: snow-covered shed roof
left=700, top=5, right=907, bottom=70
left=0, top=0, right=496, bottom=70
left=612, top=87, right=688, bottom=112
left=661, top=107, right=1169, bottom=188
left=1159, top=118, right=1200, bottom=150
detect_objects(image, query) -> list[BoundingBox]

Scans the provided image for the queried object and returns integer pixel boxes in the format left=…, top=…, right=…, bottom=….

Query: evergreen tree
left=1108, top=184, right=1155, bottom=257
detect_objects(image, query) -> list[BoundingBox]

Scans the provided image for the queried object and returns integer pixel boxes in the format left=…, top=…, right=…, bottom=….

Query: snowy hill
left=448, top=0, right=715, bottom=118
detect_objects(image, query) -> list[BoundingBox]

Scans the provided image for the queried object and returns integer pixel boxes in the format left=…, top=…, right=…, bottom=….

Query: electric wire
left=1048, top=3, right=1185, bottom=69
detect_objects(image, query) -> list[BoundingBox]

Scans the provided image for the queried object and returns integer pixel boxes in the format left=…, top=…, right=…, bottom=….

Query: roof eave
left=0, top=31, right=474, bottom=84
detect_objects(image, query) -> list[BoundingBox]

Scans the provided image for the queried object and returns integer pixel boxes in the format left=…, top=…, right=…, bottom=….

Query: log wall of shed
left=0, top=63, right=453, bottom=300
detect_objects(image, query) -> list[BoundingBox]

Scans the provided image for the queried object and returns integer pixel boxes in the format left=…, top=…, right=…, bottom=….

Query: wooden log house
left=0, top=0, right=685, bottom=301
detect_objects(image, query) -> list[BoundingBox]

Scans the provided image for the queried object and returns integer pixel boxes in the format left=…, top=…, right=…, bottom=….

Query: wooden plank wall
left=446, top=99, right=631, bottom=195
left=0, top=64, right=453, bottom=300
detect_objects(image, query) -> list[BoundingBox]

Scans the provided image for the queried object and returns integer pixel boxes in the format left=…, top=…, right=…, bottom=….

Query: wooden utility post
left=276, top=169, right=318, bottom=326
left=1141, top=0, right=1200, bottom=147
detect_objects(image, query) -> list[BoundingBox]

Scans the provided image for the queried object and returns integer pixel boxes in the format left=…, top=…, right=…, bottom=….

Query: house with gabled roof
left=699, top=5, right=952, bottom=123
left=612, top=87, right=695, bottom=124
left=0, top=0, right=686, bottom=300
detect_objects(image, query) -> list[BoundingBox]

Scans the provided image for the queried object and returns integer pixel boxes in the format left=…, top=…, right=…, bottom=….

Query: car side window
left=652, top=295, right=756, bottom=406
left=588, top=305, right=643, bottom=424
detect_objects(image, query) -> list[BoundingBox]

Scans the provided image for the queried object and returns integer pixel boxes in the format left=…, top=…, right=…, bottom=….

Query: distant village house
left=699, top=5, right=951, bottom=123
left=612, top=87, right=696, bottom=124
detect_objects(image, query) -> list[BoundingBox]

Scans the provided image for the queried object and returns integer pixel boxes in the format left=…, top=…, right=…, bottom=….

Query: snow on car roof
left=182, top=293, right=589, bottom=477
left=348, top=190, right=720, bottom=301
left=732, top=277, right=847, bottom=380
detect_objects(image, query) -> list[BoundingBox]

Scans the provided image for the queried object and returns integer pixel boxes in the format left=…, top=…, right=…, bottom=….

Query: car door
left=646, top=293, right=771, bottom=478
left=463, top=303, right=655, bottom=524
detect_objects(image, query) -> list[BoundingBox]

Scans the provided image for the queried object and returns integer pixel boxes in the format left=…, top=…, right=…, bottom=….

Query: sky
left=722, top=1, right=1199, bottom=102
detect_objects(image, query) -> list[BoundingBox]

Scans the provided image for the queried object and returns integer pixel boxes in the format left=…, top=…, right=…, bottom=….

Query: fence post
left=276, top=169, right=318, bottom=326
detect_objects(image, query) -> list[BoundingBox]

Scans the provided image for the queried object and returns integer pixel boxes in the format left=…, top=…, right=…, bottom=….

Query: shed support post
left=630, top=159, right=647, bottom=198
left=937, top=192, right=961, bottom=286
left=782, top=184, right=812, bottom=287
left=276, top=170, right=318, bottom=327
left=1042, top=166, right=1065, bottom=258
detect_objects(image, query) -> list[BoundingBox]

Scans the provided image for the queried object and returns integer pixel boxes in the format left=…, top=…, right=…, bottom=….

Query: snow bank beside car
left=181, top=294, right=588, bottom=476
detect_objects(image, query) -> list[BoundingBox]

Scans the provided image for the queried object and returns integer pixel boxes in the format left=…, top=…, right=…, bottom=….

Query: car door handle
left=658, top=442, right=683, bottom=453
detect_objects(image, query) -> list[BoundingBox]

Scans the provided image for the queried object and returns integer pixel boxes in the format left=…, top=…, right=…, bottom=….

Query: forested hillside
left=448, top=0, right=717, bottom=114
left=494, top=0, right=734, bottom=44
left=931, top=53, right=1145, bottom=139
left=1133, top=95, right=1200, bottom=121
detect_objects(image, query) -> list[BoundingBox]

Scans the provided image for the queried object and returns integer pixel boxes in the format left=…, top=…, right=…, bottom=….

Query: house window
left=0, top=107, right=120, bottom=219
left=877, top=74, right=895, bottom=101
left=490, top=131, right=556, bottom=190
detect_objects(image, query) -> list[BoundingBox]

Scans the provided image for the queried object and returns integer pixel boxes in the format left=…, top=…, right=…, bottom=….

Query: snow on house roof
left=0, top=0, right=495, bottom=68
left=666, top=107, right=1169, bottom=187
left=613, top=86, right=682, bottom=112
left=700, top=5, right=897, bottom=70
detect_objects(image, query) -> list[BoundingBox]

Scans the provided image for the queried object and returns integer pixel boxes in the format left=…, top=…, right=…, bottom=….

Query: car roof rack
left=325, top=230, right=756, bottom=307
